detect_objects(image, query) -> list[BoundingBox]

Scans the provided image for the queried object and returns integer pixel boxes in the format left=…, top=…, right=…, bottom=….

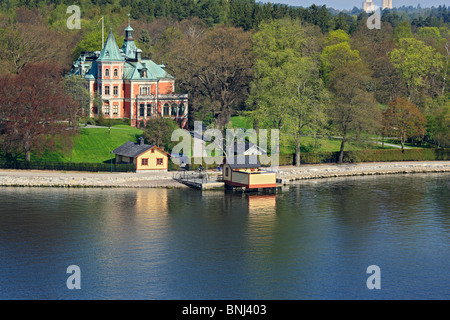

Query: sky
left=263, top=1, right=448, bottom=10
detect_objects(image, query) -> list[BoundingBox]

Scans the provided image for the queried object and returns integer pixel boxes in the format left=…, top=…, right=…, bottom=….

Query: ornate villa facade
left=71, top=23, right=188, bottom=128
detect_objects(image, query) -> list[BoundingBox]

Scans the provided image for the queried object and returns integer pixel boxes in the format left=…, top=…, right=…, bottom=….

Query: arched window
left=114, top=68, right=118, bottom=77
left=147, top=103, right=152, bottom=117
left=105, top=68, right=110, bottom=77
left=171, top=103, right=177, bottom=116
left=179, top=103, right=185, bottom=115
left=163, top=103, right=169, bottom=116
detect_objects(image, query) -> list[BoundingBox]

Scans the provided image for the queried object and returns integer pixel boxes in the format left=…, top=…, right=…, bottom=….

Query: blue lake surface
left=0, top=173, right=449, bottom=299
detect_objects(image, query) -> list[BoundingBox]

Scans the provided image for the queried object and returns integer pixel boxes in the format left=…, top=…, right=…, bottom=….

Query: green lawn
left=30, top=119, right=400, bottom=164
left=38, top=126, right=143, bottom=163
left=278, top=136, right=396, bottom=154
left=230, top=115, right=254, bottom=129
left=229, top=116, right=397, bottom=153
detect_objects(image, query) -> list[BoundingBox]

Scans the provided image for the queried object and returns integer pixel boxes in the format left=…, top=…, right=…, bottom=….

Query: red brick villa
left=70, top=23, right=188, bottom=128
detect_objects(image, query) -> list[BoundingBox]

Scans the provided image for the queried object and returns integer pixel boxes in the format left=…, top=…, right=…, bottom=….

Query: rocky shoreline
left=0, top=161, right=449, bottom=188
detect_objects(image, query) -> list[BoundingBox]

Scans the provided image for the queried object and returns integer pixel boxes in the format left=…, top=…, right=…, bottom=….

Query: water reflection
left=0, top=173, right=449, bottom=299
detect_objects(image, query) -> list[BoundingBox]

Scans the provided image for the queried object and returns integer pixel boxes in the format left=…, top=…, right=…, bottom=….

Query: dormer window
left=140, top=69, right=147, bottom=78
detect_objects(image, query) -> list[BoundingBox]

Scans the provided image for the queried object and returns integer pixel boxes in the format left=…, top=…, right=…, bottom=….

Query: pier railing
left=173, top=170, right=223, bottom=184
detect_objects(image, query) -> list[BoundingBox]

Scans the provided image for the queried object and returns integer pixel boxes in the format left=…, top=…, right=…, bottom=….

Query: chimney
left=139, top=137, right=144, bottom=145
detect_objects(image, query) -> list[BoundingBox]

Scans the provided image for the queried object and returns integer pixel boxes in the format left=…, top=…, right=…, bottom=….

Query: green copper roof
left=123, top=59, right=173, bottom=80
left=97, top=30, right=125, bottom=62
left=122, top=37, right=137, bottom=60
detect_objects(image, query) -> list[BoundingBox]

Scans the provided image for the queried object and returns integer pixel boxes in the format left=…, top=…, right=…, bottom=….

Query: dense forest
left=0, top=0, right=449, bottom=164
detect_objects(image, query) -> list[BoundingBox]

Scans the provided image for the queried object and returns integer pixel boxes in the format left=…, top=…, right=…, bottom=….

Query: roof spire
left=122, top=15, right=137, bottom=59
left=97, top=29, right=125, bottom=62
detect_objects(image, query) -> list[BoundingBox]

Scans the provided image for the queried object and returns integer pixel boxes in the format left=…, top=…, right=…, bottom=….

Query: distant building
left=70, top=22, right=188, bottom=129
left=363, top=0, right=376, bottom=12
left=382, top=0, right=393, bottom=10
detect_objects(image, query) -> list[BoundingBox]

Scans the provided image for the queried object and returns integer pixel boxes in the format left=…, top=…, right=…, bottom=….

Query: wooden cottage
left=111, top=137, right=170, bottom=172
left=222, top=156, right=277, bottom=190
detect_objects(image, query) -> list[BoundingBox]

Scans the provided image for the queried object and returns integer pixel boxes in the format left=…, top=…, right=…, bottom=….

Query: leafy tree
left=417, top=26, right=442, bottom=44
left=63, top=75, right=103, bottom=127
left=0, top=62, right=78, bottom=161
left=320, top=37, right=360, bottom=85
left=248, top=19, right=328, bottom=166
left=390, top=38, right=444, bottom=102
left=427, top=102, right=450, bottom=147
left=324, top=29, right=350, bottom=46
left=350, top=21, right=404, bottom=104
left=383, top=97, right=427, bottom=151
left=71, top=28, right=104, bottom=62
left=142, top=118, right=180, bottom=151
left=327, top=62, right=380, bottom=164
left=0, top=7, right=70, bottom=74
left=393, top=20, right=413, bottom=43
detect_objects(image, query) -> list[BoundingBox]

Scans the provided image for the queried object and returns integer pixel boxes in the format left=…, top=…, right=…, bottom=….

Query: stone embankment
left=0, top=170, right=188, bottom=188
left=276, top=161, right=450, bottom=183
left=0, top=161, right=449, bottom=188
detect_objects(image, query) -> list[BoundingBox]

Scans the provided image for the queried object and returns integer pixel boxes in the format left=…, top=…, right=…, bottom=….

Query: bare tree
left=154, top=22, right=253, bottom=129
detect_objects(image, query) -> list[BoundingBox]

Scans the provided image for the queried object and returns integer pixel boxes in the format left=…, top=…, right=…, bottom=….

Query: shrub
left=95, top=118, right=131, bottom=127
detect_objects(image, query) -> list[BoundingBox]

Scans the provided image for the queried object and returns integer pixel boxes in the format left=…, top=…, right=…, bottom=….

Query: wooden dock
left=173, top=171, right=285, bottom=192
left=173, top=171, right=224, bottom=190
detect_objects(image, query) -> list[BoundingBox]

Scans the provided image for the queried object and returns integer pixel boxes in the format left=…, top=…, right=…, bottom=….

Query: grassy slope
left=34, top=117, right=399, bottom=164
left=38, top=126, right=143, bottom=163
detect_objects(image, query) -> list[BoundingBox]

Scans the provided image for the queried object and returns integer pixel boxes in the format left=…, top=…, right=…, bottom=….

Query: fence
left=0, top=161, right=135, bottom=172
left=173, top=170, right=223, bottom=184
left=1, top=148, right=448, bottom=173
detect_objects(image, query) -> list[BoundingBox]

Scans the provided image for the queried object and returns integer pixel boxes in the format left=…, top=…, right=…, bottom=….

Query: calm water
left=0, top=173, right=449, bottom=300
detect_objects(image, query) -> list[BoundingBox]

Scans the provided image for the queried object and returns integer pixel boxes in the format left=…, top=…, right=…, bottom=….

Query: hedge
left=287, top=148, right=450, bottom=165
left=94, top=118, right=131, bottom=127
left=169, top=148, right=450, bottom=169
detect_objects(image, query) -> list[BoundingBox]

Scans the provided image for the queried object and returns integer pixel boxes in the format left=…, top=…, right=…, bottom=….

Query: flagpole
left=102, top=16, right=104, bottom=48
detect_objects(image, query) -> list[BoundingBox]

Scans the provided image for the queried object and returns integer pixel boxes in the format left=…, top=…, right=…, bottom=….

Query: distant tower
left=363, top=0, right=376, bottom=13
left=382, top=0, right=393, bottom=10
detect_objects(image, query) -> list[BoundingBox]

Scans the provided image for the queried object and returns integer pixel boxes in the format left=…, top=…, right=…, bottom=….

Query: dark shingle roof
left=225, top=155, right=260, bottom=169
left=111, top=140, right=154, bottom=158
